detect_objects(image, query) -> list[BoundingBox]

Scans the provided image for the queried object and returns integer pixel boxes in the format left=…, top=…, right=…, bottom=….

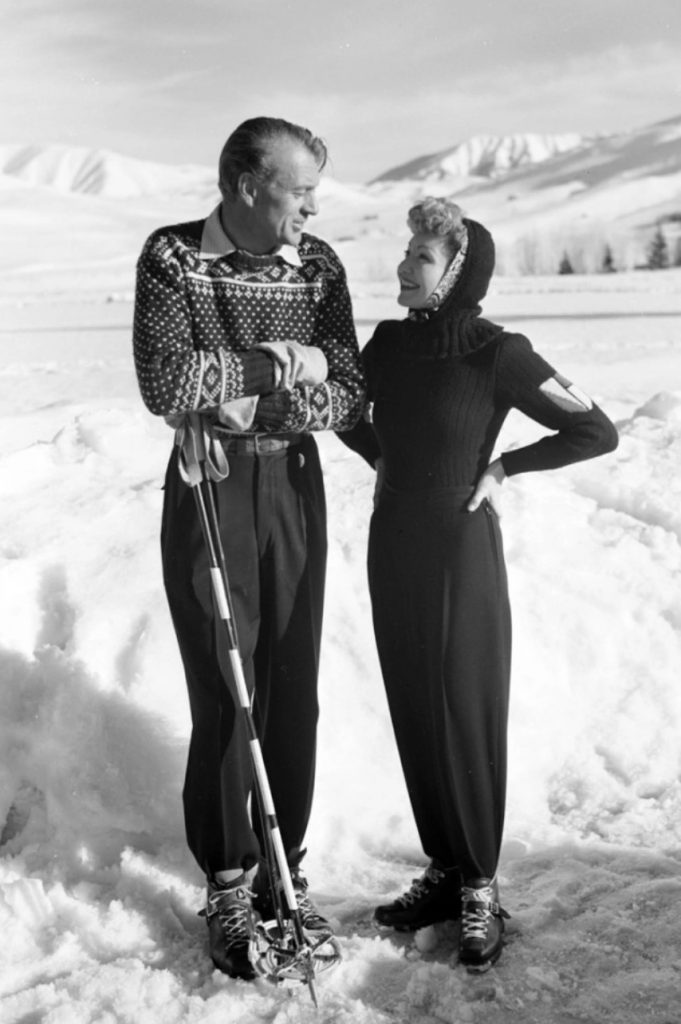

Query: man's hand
left=256, top=341, right=328, bottom=390
left=467, top=457, right=506, bottom=516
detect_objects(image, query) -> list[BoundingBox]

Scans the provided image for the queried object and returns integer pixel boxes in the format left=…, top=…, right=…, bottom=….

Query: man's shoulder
left=141, top=218, right=206, bottom=259
left=298, top=233, right=346, bottom=276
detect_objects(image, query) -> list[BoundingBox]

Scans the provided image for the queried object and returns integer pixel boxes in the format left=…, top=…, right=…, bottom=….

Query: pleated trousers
left=368, top=486, right=512, bottom=880
left=161, top=436, right=327, bottom=875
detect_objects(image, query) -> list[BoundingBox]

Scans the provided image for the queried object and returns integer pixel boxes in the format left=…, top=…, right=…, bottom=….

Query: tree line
left=557, top=224, right=681, bottom=275
left=495, top=222, right=681, bottom=276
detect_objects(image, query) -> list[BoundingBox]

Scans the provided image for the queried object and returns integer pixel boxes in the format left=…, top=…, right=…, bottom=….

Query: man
left=133, top=117, right=365, bottom=979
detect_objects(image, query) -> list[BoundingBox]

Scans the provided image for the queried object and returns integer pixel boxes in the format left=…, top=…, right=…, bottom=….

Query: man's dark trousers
left=161, top=434, right=327, bottom=875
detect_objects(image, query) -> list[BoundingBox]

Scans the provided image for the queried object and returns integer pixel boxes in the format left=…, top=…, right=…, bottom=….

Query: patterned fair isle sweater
left=133, top=213, right=365, bottom=433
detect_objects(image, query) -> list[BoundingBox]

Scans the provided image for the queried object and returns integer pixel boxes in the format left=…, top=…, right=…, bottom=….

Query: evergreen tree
left=646, top=226, right=669, bottom=270
left=558, top=251, right=574, bottom=275
left=673, top=237, right=681, bottom=268
left=601, top=244, right=616, bottom=273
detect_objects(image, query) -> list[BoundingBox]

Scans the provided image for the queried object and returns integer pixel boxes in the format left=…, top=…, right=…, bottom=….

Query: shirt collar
left=199, top=204, right=303, bottom=267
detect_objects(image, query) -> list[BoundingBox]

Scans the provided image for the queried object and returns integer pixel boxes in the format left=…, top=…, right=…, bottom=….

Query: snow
left=1, top=164, right=681, bottom=1022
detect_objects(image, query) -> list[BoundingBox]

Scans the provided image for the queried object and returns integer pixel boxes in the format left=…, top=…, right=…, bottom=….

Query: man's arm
left=133, top=232, right=274, bottom=417
left=254, top=246, right=366, bottom=433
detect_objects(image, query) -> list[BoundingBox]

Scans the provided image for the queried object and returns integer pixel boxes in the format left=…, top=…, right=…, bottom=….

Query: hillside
left=372, top=132, right=593, bottom=183
left=0, top=143, right=216, bottom=199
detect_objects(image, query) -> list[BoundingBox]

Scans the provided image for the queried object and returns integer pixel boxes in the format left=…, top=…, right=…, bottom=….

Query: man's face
left=250, top=138, right=321, bottom=250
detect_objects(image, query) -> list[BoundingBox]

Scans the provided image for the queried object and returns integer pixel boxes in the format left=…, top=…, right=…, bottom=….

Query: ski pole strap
left=176, top=414, right=230, bottom=485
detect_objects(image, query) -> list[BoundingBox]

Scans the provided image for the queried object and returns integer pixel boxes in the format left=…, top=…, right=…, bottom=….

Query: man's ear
left=237, top=172, right=258, bottom=207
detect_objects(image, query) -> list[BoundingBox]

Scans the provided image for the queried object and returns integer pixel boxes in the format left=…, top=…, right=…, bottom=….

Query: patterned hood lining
left=409, top=218, right=495, bottom=322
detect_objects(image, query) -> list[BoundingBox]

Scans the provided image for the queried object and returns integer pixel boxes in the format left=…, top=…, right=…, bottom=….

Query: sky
left=3, top=0, right=681, bottom=182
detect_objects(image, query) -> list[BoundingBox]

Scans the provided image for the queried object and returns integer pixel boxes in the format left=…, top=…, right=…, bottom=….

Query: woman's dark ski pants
left=368, top=487, right=512, bottom=881
left=161, top=436, right=327, bottom=876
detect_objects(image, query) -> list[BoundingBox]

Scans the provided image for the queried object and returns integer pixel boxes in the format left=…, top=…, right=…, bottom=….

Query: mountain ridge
left=2, top=115, right=680, bottom=200
left=0, top=143, right=216, bottom=199
left=371, top=132, right=598, bottom=183
left=1, top=115, right=680, bottom=277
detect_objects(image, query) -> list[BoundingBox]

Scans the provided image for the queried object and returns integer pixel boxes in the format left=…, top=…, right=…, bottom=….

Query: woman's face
left=397, top=231, right=450, bottom=309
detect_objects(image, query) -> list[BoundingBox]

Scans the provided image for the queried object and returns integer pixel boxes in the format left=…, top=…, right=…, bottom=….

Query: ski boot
left=458, top=877, right=509, bottom=973
left=203, top=872, right=257, bottom=980
left=254, top=850, right=333, bottom=934
left=374, top=861, right=461, bottom=931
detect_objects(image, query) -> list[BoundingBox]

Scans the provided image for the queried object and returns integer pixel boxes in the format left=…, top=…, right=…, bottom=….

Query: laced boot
left=458, top=877, right=510, bottom=973
left=290, top=859, right=333, bottom=932
left=374, top=861, right=461, bottom=931
left=254, top=850, right=333, bottom=934
left=203, top=872, right=256, bottom=979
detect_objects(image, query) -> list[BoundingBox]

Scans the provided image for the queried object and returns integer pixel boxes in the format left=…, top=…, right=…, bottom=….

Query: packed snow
left=1, top=164, right=680, bottom=1022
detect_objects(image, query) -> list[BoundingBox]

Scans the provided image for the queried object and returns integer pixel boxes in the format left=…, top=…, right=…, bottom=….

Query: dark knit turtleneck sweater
left=339, top=219, right=618, bottom=490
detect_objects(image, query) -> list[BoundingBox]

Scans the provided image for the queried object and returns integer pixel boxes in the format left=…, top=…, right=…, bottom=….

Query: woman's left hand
left=467, top=458, right=506, bottom=516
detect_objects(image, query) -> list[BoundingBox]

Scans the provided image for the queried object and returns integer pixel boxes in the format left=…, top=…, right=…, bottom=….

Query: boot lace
left=460, top=882, right=497, bottom=940
left=292, top=871, right=329, bottom=930
left=205, top=884, right=254, bottom=945
left=398, top=865, right=445, bottom=907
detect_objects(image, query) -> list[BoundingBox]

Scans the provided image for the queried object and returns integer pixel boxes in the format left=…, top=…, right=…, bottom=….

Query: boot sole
left=460, top=943, right=503, bottom=974
left=374, top=915, right=460, bottom=933
left=210, top=955, right=256, bottom=981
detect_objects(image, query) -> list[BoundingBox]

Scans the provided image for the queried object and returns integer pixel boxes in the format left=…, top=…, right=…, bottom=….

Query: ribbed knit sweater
left=133, top=214, right=365, bottom=432
left=339, top=219, right=618, bottom=488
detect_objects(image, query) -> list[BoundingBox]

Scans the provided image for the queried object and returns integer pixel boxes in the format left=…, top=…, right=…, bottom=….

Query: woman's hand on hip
left=467, top=458, right=506, bottom=516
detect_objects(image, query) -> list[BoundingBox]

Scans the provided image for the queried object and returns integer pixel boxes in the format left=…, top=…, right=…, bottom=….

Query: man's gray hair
left=218, top=117, right=328, bottom=197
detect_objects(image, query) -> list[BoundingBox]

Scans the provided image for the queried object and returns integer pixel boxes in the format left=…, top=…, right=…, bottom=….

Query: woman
left=340, top=198, right=618, bottom=972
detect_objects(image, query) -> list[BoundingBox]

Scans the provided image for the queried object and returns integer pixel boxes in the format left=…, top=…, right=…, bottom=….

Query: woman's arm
left=336, top=414, right=382, bottom=468
left=468, top=333, right=618, bottom=513
left=495, top=333, right=618, bottom=474
left=335, top=337, right=382, bottom=467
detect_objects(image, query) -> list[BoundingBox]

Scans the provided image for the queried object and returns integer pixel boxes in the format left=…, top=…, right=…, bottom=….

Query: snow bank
left=0, top=237, right=675, bottom=1015
left=0, top=287, right=679, bottom=1020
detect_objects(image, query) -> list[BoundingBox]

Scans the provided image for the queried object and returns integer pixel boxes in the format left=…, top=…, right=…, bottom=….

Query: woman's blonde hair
left=407, top=197, right=467, bottom=257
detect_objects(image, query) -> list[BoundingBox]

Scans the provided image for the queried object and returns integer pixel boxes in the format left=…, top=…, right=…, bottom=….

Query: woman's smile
left=396, top=231, right=451, bottom=308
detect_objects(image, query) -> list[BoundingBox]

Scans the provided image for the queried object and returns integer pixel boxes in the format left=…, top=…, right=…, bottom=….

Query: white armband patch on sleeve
left=539, top=373, right=593, bottom=412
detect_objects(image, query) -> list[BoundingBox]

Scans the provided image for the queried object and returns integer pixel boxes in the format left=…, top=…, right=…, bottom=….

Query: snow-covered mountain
left=1, top=114, right=680, bottom=285
left=455, top=114, right=681, bottom=245
left=0, top=143, right=216, bottom=199
left=372, top=133, right=594, bottom=183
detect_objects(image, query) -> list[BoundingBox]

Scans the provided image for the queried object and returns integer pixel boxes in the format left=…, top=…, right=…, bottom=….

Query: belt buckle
left=253, top=433, right=272, bottom=454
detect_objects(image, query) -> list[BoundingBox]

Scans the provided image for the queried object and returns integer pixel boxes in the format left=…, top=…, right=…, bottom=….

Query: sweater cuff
left=500, top=451, right=523, bottom=477
left=336, top=419, right=382, bottom=468
left=241, top=350, right=276, bottom=396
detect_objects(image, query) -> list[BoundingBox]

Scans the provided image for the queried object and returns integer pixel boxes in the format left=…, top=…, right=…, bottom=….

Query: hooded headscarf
left=373, top=218, right=503, bottom=361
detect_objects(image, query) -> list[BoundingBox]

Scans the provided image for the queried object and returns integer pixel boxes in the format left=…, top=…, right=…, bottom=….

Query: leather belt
left=214, top=431, right=301, bottom=455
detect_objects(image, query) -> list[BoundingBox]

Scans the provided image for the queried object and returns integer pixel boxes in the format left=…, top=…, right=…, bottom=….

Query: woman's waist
left=380, top=479, right=476, bottom=506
